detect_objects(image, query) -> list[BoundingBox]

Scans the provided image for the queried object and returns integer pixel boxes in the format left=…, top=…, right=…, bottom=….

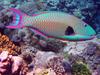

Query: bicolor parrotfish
left=6, top=8, right=96, bottom=41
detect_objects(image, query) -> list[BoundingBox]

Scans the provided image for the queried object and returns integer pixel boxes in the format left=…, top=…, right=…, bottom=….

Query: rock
left=41, top=39, right=66, bottom=53
left=68, top=49, right=78, bottom=55
left=84, top=42, right=97, bottom=55
left=21, top=45, right=38, bottom=54
left=0, top=51, right=28, bottom=75
left=76, top=44, right=86, bottom=51
left=97, top=33, right=100, bottom=39
left=92, top=66, right=100, bottom=75
left=63, top=46, right=72, bottom=52
left=34, top=51, right=56, bottom=68
left=11, top=34, right=22, bottom=42
left=62, top=60, right=72, bottom=73
left=93, top=56, right=100, bottom=64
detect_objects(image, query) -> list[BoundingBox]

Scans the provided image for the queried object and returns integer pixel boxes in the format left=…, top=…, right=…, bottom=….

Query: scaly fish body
left=6, top=8, right=96, bottom=41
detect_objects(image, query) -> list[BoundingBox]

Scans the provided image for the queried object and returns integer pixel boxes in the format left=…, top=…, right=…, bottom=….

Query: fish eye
left=65, top=26, right=75, bottom=35
left=84, top=24, right=88, bottom=27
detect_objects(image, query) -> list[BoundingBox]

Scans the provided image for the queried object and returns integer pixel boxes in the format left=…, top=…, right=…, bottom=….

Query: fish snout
left=85, top=25, right=96, bottom=36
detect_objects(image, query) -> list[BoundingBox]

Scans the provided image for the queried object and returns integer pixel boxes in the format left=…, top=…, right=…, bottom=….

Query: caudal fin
left=6, top=8, right=26, bottom=29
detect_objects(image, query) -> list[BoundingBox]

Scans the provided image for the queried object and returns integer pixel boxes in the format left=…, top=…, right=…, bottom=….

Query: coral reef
left=46, top=56, right=72, bottom=75
left=23, top=51, right=72, bottom=75
left=41, top=39, right=67, bottom=52
left=0, top=32, right=21, bottom=55
left=64, top=38, right=100, bottom=74
left=72, top=62, right=91, bottom=75
left=82, top=42, right=100, bottom=71
left=0, top=0, right=100, bottom=75
left=0, top=51, right=28, bottom=75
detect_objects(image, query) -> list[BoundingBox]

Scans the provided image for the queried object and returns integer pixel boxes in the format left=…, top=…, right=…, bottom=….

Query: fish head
left=75, top=23, right=96, bottom=36
left=82, top=24, right=96, bottom=36
left=60, top=23, right=96, bottom=41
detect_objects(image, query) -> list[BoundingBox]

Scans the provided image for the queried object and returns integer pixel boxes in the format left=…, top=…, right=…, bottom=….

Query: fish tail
left=6, top=8, right=27, bottom=29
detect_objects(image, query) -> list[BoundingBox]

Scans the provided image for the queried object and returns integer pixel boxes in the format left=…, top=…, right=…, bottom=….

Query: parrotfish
left=6, top=8, right=96, bottom=41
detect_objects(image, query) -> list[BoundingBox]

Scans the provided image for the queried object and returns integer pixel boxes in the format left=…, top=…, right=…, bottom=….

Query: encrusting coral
left=0, top=32, right=21, bottom=55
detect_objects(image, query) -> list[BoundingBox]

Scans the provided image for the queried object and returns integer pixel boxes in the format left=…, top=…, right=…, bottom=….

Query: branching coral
left=0, top=32, right=21, bottom=55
